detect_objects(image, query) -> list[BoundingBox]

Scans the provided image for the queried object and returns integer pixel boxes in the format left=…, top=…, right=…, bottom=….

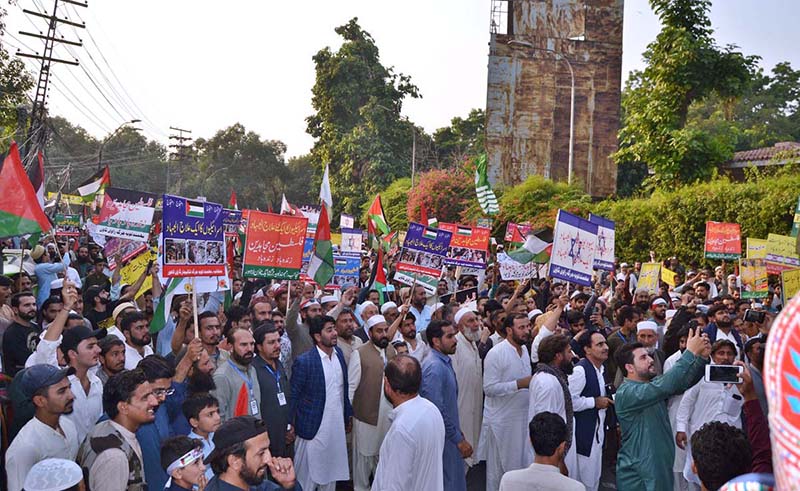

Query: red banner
left=242, top=211, right=308, bottom=279
left=704, top=222, right=741, bottom=260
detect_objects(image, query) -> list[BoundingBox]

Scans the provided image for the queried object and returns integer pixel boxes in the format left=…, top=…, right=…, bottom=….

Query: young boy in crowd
left=160, top=436, right=207, bottom=491
left=182, top=393, right=221, bottom=480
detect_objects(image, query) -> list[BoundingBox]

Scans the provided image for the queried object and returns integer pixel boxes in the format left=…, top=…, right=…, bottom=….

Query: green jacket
left=615, top=349, right=707, bottom=491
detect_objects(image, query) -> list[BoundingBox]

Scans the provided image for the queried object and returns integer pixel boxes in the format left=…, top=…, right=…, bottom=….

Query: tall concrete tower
left=486, top=0, right=624, bottom=197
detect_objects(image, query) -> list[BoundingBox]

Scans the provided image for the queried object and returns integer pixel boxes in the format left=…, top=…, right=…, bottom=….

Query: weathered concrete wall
left=486, top=0, right=623, bottom=197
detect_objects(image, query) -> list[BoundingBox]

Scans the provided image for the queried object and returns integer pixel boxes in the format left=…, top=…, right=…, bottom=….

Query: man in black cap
left=5, top=364, right=78, bottom=491
left=205, top=415, right=298, bottom=490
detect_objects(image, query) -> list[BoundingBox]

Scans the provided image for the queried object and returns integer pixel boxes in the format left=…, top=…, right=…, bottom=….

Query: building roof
left=728, top=141, right=800, bottom=165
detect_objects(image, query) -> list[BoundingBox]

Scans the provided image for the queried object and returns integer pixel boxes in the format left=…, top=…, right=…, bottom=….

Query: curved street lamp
left=97, top=119, right=142, bottom=170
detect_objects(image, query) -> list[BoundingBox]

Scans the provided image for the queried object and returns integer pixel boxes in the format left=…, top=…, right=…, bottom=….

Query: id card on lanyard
left=228, top=361, right=259, bottom=415
left=264, top=362, right=287, bottom=407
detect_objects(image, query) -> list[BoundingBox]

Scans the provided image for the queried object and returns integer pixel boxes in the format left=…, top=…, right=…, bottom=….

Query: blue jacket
left=290, top=345, right=352, bottom=440
left=703, top=323, right=744, bottom=356
left=136, top=381, right=188, bottom=491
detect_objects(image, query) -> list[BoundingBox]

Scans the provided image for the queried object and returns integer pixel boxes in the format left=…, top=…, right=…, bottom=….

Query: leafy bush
left=498, top=175, right=594, bottom=230
left=406, top=167, right=475, bottom=226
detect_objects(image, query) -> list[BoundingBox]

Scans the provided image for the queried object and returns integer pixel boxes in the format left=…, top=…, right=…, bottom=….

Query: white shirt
left=531, top=326, right=554, bottom=364
left=568, top=362, right=607, bottom=443
left=66, top=372, right=104, bottom=445
left=499, top=462, right=585, bottom=491
left=371, top=396, right=445, bottom=491
left=477, top=340, right=532, bottom=471
left=676, top=376, right=743, bottom=437
left=5, top=416, right=79, bottom=491
left=124, top=342, right=154, bottom=370
left=348, top=344, right=392, bottom=456
left=664, top=349, right=687, bottom=472
left=393, top=331, right=428, bottom=362
left=528, top=369, right=578, bottom=472
left=450, top=331, right=483, bottom=466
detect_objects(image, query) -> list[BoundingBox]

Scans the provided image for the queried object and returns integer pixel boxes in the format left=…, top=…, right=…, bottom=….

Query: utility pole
left=168, top=126, right=192, bottom=194
left=16, top=0, right=87, bottom=168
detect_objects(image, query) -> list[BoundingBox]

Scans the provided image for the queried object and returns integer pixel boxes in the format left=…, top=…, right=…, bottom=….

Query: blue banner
left=589, top=213, right=615, bottom=272
left=162, top=194, right=225, bottom=277
left=548, top=210, right=598, bottom=287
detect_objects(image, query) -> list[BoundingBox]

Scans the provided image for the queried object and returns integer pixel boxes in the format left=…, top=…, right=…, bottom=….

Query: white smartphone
left=704, top=365, right=743, bottom=384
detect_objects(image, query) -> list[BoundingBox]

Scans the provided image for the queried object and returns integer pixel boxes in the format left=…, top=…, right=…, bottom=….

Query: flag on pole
left=307, top=204, right=335, bottom=286
left=420, top=202, right=428, bottom=227
left=229, top=190, right=238, bottom=210
left=0, top=142, right=52, bottom=239
left=320, top=164, right=332, bottom=211
left=77, top=166, right=110, bottom=203
left=507, top=229, right=553, bottom=264
left=28, top=151, right=45, bottom=210
left=280, top=194, right=299, bottom=215
left=474, top=154, right=500, bottom=215
left=372, top=248, right=387, bottom=304
left=367, top=195, right=390, bottom=250
left=149, top=277, right=187, bottom=333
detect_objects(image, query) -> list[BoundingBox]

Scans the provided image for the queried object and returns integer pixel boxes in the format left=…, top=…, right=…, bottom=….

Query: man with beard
left=78, top=368, right=160, bottom=491
left=3, top=292, right=41, bottom=376
left=253, top=323, right=294, bottom=458
left=569, top=331, right=613, bottom=490
left=633, top=288, right=652, bottom=313
left=392, top=311, right=428, bottom=362
left=122, top=312, right=154, bottom=370
left=420, top=319, right=470, bottom=491
left=614, top=327, right=710, bottom=491
left=354, top=300, right=378, bottom=342
left=635, top=321, right=667, bottom=380
left=605, top=306, right=642, bottom=383
left=213, top=327, right=261, bottom=420
left=380, top=301, right=400, bottom=326
left=703, top=304, right=744, bottom=359
left=450, top=307, right=485, bottom=475
left=650, top=298, right=668, bottom=329
left=74, top=245, right=93, bottom=279
left=39, top=295, right=63, bottom=330
left=5, top=364, right=78, bottom=491
left=97, top=336, right=126, bottom=385
left=335, top=308, right=363, bottom=365
left=478, top=313, right=533, bottom=491
left=291, top=315, right=352, bottom=491
left=206, top=416, right=298, bottom=490
left=85, top=279, right=144, bottom=331
left=286, top=295, right=324, bottom=365
left=348, top=315, right=395, bottom=491
left=82, top=257, right=110, bottom=293
left=409, top=285, right=434, bottom=333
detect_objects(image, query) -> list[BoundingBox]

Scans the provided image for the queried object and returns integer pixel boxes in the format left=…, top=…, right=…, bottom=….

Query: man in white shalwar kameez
left=664, top=328, right=690, bottom=491
left=450, top=308, right=484, bottom=471
left=477, top=313, right=533, bottom=491
left=529, top=333, right=578, bottom=478
left=348, top=315, right=394, bottom=491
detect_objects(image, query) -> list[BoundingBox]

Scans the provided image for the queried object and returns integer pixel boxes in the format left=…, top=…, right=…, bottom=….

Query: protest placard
left=396, top=222, right=452, bottom=278
left=740, top=258, right=769, bottom=299
left=394, top=270, right=440, bottom=296
left=766, top=233, right=800, bottom=274
left=222, top=209, right=242, bottom=237
left=242, top=211, right=307, bottom=279
left=340, top=228, right=363, bottom=257
left=47, top=192, right=85, bottom=206
left=96, top=188, right=158, bottom=242
left=119, top=249, right=156, bottom=299
left=162, top=194, right=226, bottom=278
left=497, top=252, right=539, bottom=280
left=589, top=214, right=615, bottom=271
left=340, top=214, right=355, bottom=229
left=704, top=222, right=741, bottom=259
left=637, top=262, right=661, bottom=293
left=439, top=223, right=490, bottom=269
left=747, top=238, right=768, bottom=259
left=661, top=267, right=679, bottom=288
left=547, top=210, right=597, bottom=287
left=781, top=268, right=800, bottom=304
left=104, top=237, right=148, bottom=270
left=329, top=256, right=360, bottom=289
left=55, top=214, right=81, bottom=237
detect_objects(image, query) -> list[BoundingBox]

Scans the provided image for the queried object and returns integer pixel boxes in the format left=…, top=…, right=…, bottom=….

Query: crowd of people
left=0, top=235, right=784, bottom=491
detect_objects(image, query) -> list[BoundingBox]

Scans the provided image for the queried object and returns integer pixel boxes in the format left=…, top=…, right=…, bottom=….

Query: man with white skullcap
left=380, top=301, right=399, bottom=325
left=450, top=306, right=485, bottom=474
left=353, top=301, right=379, bottom=343
left=347, top=315, right=395, bottom=491
left=22, top=458, right=84, bottom=491
left=637, top=320, right=667, bottom=377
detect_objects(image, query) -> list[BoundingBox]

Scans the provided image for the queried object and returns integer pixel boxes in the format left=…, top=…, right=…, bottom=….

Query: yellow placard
left=47, top=192, right=86, bottom=206
left=661, top=266, right=678, bottom=287
left=740, top=258, right=768, bottom=299
left=638, top=262, right=661, bottom=293
left=782, top=268, right=800, bottom=303
left=746, top=238, right=768, bottom=259
left=767, top=233, right=798, bottom=259
left=119, top=249, right=156, bottom=299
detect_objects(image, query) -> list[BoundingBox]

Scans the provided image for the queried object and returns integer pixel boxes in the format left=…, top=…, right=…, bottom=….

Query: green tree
left=432, top=108, right=485, bottom=167
left=306, top=18, right=421, bottom=217
left=0, top=47, right=34, bottom=145
left=189, top=123, right=287, bottom=209
left=283, top=154, right=315, bottom=206
left=614, top=0, right=757, bottom=186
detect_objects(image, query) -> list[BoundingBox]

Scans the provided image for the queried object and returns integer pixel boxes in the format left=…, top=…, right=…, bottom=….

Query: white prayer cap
left=665, top=309, right=677, bottom=320
left=366, top=315, right=387, bottom=330
left=651, top=298, right=668, bottom=307
left=570, top=290, right=582, bottom=299
left=454, top=306, right=475, bottom=325
left=300, top=298, right=320, bottom=310
left=360, top=300, right=376, bottom=310
left=319, top=295, right=338, bottom=305
left=669, top=294, right=681, bottom=301
left=49, top=278, right=63, bottom=290
left=620, top=262, right=629, bottom=268
left=433, top=302, right=445, bottom=311
left=637, top=320, right=658, bottom=333
left=380, top=302, right=398, bottom=314
left=696, top=304, right=710, bottom=313
left=616, top=273, right=626, bottom=282
left=528, top=309, right=543, bottom=320
left=715, top=265, right=723, bottom=272
left=24, top=458, right=83, bottom=491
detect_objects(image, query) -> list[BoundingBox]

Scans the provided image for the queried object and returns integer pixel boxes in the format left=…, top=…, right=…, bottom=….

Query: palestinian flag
left=307, top=204, right=335, bottom=287
left=507, top=229, right=554, bottom=264
left=280, top=194, right=300, bottom=215
left=372, top=248, right=387, bottom=304
left=380, top=231, right=398, bottom=254
left=457, top=226, right=472, bottom=237
left=77, top=166, right=110, bottom=202
left=423, top=228, right=438, bottom=240
left=367, top=194, right=390, bottom=249
left=28, top=151, right=45, bottom=209
left=186, top=200, right=205, bottom=218
left=0, top=142, right=52, bottom=238
left=507, top=224, right=527, bottom=251
left=474, top=154, right=500, bottom=215
left=150, top=276, right=190, bottom=334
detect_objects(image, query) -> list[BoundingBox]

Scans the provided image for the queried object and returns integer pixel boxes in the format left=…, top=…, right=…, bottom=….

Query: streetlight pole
left=508, top=39, right=575, bottom=185
left=97, top=119, right=142, bottom=170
